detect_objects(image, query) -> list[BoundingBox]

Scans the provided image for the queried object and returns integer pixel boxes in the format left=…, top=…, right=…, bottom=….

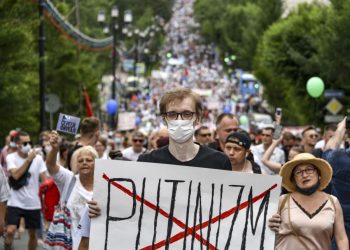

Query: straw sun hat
left=279, top=153, right=333, bottom=192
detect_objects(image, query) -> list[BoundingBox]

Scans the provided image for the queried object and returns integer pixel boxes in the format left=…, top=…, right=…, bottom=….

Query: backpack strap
left=61, top=175, right=76, bottom=204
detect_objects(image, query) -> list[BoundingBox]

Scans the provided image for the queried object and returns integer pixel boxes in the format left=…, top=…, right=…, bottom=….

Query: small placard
left=56, top=113, right=80, bottom=135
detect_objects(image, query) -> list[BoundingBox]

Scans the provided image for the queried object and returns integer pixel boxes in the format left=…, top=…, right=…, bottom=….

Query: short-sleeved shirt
left=138, top=144, right=231, bottom=171
left=251, top=144, right=285, bottom=175
left=6, top=153, right=46, bottom=209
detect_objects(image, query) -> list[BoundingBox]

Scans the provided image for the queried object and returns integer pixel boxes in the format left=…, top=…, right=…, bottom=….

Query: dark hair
left=194, top=126, right=209, bottom=137
left=14, top=131, right=29, bottom=143
left=97, top=136, right=108, bottom=147
left=283, top=131, right=295, bottom=140
left=80, top=117, right=100, bottom=136
left=159, top=88, right=203, bottom=122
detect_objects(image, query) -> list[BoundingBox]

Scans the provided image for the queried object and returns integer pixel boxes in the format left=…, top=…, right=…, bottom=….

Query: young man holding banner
left=86, top=88, right=232, bottom=234
left=137, top=88, right=231, bottom=170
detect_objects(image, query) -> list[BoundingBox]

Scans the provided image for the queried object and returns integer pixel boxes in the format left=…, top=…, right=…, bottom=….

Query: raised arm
left=262, top=135, right=283, bottom=174
left=46, top=130, right=60, bottom=176
left=325, top=117, right=347, bottom=150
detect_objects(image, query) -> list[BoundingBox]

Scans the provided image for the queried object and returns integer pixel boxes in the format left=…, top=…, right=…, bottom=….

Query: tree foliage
left=0, top=0, right=172, bottom=146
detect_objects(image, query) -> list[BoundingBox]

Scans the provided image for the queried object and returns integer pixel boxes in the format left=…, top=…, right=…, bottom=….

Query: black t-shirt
left=138, top=145, right=231, bottom=171
left=207, top=139, right=223, bottom=152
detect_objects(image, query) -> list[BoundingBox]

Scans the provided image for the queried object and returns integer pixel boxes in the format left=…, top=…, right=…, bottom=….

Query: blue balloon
left=135, top=116, right=141, bottom=126
left=223, top=105, right=231, bottom=113
left=106, top=99, right=118, bottom=115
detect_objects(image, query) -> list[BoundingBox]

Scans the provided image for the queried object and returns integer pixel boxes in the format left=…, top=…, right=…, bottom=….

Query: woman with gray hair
left=45, top=131, right=98, bottom=250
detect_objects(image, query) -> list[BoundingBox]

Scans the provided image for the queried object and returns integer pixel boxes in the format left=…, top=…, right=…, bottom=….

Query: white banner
left=91, top=160, right=281, bottom=250
left=117, top=112, right=136, bottom=131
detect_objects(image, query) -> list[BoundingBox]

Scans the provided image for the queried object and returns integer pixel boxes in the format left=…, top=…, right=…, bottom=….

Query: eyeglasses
left=132, top=139, right=144, bottom=143
left=22, top=141, right=32, bottom=146
left=199, top=133, right=211, bottom=137
left=294, top=167, right=316, bottom=177
left=309, top=134, right=318, bottom=138
left=162, top=111, right=195, bottom=120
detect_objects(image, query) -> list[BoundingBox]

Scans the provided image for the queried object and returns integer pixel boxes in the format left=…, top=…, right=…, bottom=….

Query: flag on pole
left=83, top=87, right=94, bottom=117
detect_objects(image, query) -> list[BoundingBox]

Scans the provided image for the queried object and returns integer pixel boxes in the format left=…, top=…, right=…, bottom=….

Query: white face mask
left=167, top=120, right=195, bottom=144
left=21, top=144, right=32, bottom=154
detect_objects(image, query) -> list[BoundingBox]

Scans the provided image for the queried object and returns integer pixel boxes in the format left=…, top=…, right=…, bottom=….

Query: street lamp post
left=38, top=0, right=46, bottom=132
left=98, top=8, right=132, bottom=129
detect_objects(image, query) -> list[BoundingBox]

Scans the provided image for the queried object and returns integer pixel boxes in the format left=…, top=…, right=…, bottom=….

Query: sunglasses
left=22, top=141, right=32, bottom=146
left=133, top=139, right=144, bottom=143
left=199, top=133, right=211, bottom=137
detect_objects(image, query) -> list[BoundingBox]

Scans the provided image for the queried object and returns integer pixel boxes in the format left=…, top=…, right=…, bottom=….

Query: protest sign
left=117, top=112, right=136, bottom=131
left=91, top=160, right=281, bottom=250
left=56, top=113, right=80, bottom=135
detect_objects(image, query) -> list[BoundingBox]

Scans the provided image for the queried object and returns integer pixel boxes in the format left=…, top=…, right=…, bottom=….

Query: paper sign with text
left=117, top=112, right=136, bottom=131
left=56, top=113, right=80, bottom=135
left=91, top=160, right=281, bottom=250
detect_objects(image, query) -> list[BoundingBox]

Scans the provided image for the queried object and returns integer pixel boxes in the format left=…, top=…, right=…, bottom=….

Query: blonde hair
left=75, top=145, right=98, bottom=159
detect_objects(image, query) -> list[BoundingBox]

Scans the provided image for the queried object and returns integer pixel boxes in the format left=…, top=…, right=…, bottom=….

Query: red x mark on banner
left=103, top=173, right=277, bottom=249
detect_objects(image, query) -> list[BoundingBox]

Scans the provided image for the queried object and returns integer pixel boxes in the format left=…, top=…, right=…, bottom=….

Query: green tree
left=0, top=0, right=38, bottom=144
left=254, top=4, right=329, bottom=124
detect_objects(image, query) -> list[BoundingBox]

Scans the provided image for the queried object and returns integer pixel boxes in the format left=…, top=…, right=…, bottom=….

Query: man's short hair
left=14, top=131, right=29, bottom=142
left=215, top=113, right=239, bottom=127
left=80, top=117, right=100, bottom=136
left=283, top=131, right=295, bottom=140
left=159, top=88, right=203, bottom=122
left=301, top=126, right=316, bottom=136
left=194, top=126, right=209, bottom=137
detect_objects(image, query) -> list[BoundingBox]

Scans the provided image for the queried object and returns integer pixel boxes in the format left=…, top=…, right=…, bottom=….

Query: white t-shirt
left=6, top=153, right=46, bottom=209
left=122, top=147, right=146, bottom=161
left=53, top=166, right=93, bottom=250
left=77, top=207, right=90, bottom=238
left=0, top=166, right=10, bottom=202
left=251, top=144, right=285, bottom=175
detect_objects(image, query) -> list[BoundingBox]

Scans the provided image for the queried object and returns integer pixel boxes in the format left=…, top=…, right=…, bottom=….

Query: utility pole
left=38, top=0, right=46, bottom=132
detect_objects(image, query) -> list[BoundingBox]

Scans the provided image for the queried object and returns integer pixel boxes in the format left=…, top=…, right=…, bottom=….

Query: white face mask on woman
left=167, top=120, right=195, bottom=144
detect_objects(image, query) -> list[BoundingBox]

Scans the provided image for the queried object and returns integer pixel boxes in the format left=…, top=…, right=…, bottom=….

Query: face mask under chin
left=296, top=180, right=320, bottom=196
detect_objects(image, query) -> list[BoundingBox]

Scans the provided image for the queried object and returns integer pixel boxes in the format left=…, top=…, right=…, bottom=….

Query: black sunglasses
left=22, top=141, right=32, bottom=146
left=133, top=139, right=144, bottom=143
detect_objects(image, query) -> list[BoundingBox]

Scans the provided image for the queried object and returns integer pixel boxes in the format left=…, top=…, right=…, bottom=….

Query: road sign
left=324, top=115, right=343, bottom=123
left=45, top=94, right=60, bottom=113
left=326, top=98, right=343, bottom=115
left=324, top=89, right=344, bottom=99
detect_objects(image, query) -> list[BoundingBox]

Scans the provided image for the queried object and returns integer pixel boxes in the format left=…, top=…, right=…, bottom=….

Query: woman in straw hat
left=269, top=153, right=349, bottom=250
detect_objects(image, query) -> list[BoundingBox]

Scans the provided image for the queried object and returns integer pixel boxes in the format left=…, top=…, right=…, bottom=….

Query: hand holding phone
left=273, top=125, right=283, bottom=140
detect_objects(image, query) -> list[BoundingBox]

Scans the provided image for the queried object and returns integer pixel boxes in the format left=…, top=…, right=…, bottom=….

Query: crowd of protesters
left=0, top=0, right=349, bottom=249
left=0, top=87, right=350, bottom=249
